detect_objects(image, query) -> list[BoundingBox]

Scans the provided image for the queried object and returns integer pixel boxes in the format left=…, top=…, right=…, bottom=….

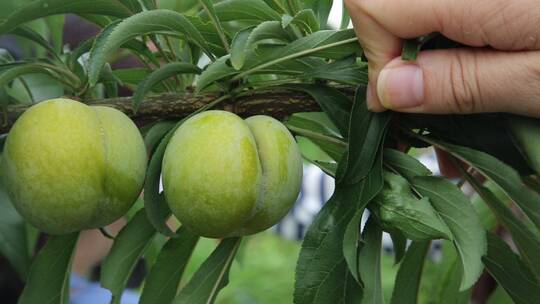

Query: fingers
left=357, top=0, right=540, bottom=51
left=376, top=48, right=540, bottom=117
left=345, top=0, right=402, bottom=111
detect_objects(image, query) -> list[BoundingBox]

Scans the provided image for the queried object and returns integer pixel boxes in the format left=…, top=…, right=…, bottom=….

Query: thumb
left=374, top=49, right=540, bottom=117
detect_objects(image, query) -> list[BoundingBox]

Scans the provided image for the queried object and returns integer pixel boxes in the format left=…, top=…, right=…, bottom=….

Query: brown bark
left=0, top=88, right=355, bottom=133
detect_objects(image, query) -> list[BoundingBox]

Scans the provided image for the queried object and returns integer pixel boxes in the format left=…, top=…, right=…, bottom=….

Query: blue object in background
left=70, top=274, right=139, bottom=304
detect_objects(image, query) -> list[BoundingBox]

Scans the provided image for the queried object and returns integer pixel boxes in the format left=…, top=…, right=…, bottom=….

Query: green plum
left=2, top=98, right=147, bottom=234
left=162, top=111, right=302, bottom=238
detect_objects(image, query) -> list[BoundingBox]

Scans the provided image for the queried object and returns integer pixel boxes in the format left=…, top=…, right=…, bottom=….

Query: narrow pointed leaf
left=235, top=29, right=361, bottom=80
left=390, top=241, right=429, bottom=304
left=281, top=84, right=352, bottom=136
left=18, top=233, right=79, bottom=304
left=212, top=0, right=281, bottom=22
left=0, top=0, right=132, bottom=34
left=342, top=209, right=363, bottom=283
left=303, top=0, right=333, bottom=27
left=9, top=26, right=59, bottom=60
left=411, top=176, right=486, bottom=290
left=483, top=233, right=540, bottom=304
left=294, top=184, right=363, bottom=304
left=389, top=231, right=407, bottom=264
left=144, top=121, right=176, bottom=155
left=144, top=126, right=177, bottom=237
left=282, top=9, right=319, bottom=33
left=358, top=216, right=384, bottom=304
left=0, top=178, right=30, bottom=280
left=426, top=138, right=540, bottom=231
left=383, top=148, right=431, bottom=180
left=340, top=1, right=350, bottom=29
left=197, top=55, right=237, bottom=91
left=132, top=63, right=201, bottom=112
left=230, top=27, right=254, bottom=70
left=118, top=0, right=143, bottom=13
left=0, top=63, right=80, bottom=89
left=172, top=237, right=242, bottom=304
left=301, top=56, right=368, bottom=85
left=337, top=85, right=391, bottom=184
left=101, top=209, right=156, bottom=304
left=88, top=9, right=211, bottom=86
left=463, top=171, right=540, bottom=278
left=140, top=227, right=199, bottom=304
left=199, top=0, right=230, bottom=51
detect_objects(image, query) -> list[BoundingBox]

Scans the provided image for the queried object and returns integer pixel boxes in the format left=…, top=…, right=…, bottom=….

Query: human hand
left=345, top=0, right=540, bottom=117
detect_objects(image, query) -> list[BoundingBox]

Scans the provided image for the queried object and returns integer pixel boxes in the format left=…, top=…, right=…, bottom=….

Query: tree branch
left=1, top=87, right=355, bottom=133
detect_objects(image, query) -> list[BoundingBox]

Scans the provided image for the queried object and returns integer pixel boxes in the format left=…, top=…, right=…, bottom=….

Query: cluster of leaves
left=0, top=1, right=538, bottom=304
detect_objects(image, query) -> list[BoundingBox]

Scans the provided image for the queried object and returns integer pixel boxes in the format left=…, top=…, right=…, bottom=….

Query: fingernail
left=377, top=64, right=424, bottom=109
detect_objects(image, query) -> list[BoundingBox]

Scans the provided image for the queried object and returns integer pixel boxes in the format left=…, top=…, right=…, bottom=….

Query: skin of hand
left=345, top=0, right=540, bottom=118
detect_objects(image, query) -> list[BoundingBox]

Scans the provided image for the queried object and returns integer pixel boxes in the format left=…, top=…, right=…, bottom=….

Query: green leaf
left=389, top=231, right=407, bottom=265
left=463, top=171, right=540, bottom=278
left=340, top=1, right=351, bottom=29
left=196, top=55, right=236, bottom=91
left=101, top=209, right=156, bottom=304
left=294, top=185, right=363, bottom=304
left=198, top=0, right=230, bottom=52
left=82, top=22, right=160, bottom=71
left=483, top=233, right=540, bottom=304
left=119, top=0, right=143, bottom=13
left=144, top=121, right=176, bottom=155
left=281, top=84, right=352, bottom=136
left=342, top=209, right=363, bottom=283
left=294, top=156, right=384, bottom=303
left=312, top=160, right=337, bottom=177
left=282, top=9, right=319, bottom=33
left=337, top=85, right=391, bottom=184
left=0, top=0, right=132, bottom=34
left=187, top=15, right=229, bottom=57
left=132, top=62, right=201, bottom=112
left=389, top=241, right=429, bottom=304
left=212, top=0, right=281, bottom=22
left=285, top=115, right=346, bottom=155
left=383, top=148, right=431, bottom=180
left=230, top=21, right=292, bottom=70
left=358, top=216, right=384, bottom=304
left=230, top=27, right=254, bottom=70
left=301, top=56, right=368, bottom=85
left=427, top=138, right=540, bottom=231
left=112, top=68, right=152, bottom=89
left=144, top=126, right=177, bottom=237
left=235, top=29, right=361, bottom=80
left=437, top=258, right=471, bottom=304
left=303, top=0, right=333, bottom=28
left=0, top=62, right=80, bottom=90
left=18, top=233, right=79, bottom=304
left=172, top=237, right=242, bottom=304
left=88, top=9, right=211, bottom=86
left=140, top=226, right=199, bottom=304
left=141, top=0, right=157, bottom=10
left=44, top=15, right=64, bottom=53
left=411, top=176, right=487, bottom=290
left=374, top=172, right=452, bottom=241
left=0, top=177, right=30, bottom=280
left=8, top=26, right=59, bottom=61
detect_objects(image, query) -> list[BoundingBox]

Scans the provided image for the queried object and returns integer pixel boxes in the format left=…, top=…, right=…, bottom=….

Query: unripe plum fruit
left=2, top=98, right=147, bottom=234
left=162, top=110, right=302, bottom=238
